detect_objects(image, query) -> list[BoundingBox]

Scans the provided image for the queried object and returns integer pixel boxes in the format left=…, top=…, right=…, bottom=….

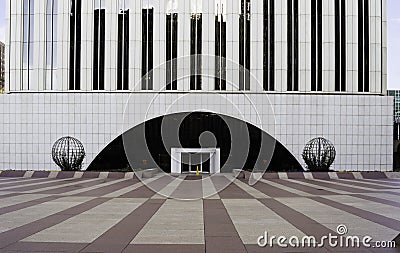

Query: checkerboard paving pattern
left=0, top=175, right=399, bottom=252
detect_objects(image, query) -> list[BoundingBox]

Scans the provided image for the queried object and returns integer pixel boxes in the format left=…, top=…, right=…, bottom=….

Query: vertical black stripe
left=190, top=15, right=196, bottom=90
left=117, top=12, right=123, bottom=90
left=172, top=13, right=178, bottom=90
left=287, top=0, right=293, bottom=92
left=239, top=0, right=245, bottom=90
left=263, top=0, right=268, bottom=91
left=293, top=0, right=299, bottom=91
left=221, top=15, right=226, bottom=90
left=317, top=0, right=322, bottom=91
left=269, top=0, right=274, bottom=91
left=69, top=0, right=81, bottom=90
left=123, top=11, right=129, bottom=90
left=141, top=9, right=148, bottom=90
left=245, top=0, right=251, bottom=91
left=93, top=9, right=99, bottom=90
left=99, top=9, right=105, bottom=90
left=358, top=0, right=364, bottom=92
left=311, top=0, right=316, bottom=91
left=166, top=14, right=172, bottom=90
left=190, top=13, right=201, bottom=90
left=215, top=14, right=221, bottom=90
left=197, top=15, right=202, bottom=90
left=148, top=9, right=154, bottom=90
left=335, top=0, right=340, bottom=92
left=341, top=0, right=346, bottom=91
left=75, top=0, right=81, bottom=90
left=364, top=0, right=369, bottom=92
left=69, top=0, right=75, bottom=90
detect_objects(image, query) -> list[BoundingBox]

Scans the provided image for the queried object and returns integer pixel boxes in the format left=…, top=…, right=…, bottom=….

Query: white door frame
left=171, top=148, right=221, bottom=174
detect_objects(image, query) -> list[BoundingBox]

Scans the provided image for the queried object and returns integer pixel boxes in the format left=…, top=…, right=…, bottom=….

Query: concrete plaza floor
left=0, top=174, right=399, bottom=252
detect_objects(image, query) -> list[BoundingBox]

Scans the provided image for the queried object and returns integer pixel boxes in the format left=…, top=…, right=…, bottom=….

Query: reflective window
left=93, top=0, right=106, bottom=90
left=46, top=0, right=58, bottom=90
left=239, top=0, right=250, bottom=91
left=335, top=0, right=346, bottom=92
left=287, top=0, right=298, bottom=91
left=117, top=0, right=129, bottom=90
left=69, top=0, right=81, bottom=90
left=190, top=13, right=202, bottom=90
left=166, top=12, right=178, bottom=91
left=22, top=0, right=34, bottom=90
left=215, top=0, right=226, bottom=91
left=142, top=8, right=154, bottom=90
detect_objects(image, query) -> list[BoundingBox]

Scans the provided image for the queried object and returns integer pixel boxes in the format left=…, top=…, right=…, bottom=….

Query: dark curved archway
left=87, top=112, right=303, bottom=172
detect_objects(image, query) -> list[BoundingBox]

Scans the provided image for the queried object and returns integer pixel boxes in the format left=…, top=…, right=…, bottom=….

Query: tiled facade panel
left=0, top=94, right=393, bottom=171
left=5, top=0, right=386, bottom=94
left=2, top=0, right=391, bottom=172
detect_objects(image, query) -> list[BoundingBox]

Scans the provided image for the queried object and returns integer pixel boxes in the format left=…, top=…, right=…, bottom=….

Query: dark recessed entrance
left=88, top=112, right=303, bottom=173
left=181, top=153, right=211, bottom=174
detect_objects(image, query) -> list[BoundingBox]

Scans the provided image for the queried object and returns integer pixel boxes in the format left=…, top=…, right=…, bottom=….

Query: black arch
left=87, top=112, right=303, bottom=172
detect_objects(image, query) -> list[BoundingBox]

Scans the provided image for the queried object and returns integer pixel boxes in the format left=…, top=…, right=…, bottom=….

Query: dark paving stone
left=0, top=195, right=62, bottom=215
left=309, top=197, right=400, bottom=231
left=4, top=178, right=91, bottom=192
left=211, top=176, right=253, bottom=199
left=107, top=172, right=126, bottom=179
left=185, top=175, right=203, bottom=180
left=259, top=199, right=336, bottom=240
left=56, top=171, right=75, bottom=179
left=0, top=193, right=21, bottom=199
left=203, top=199, right=246, bottom=253
left=362, top=179, right=400, bottom=187
left=4, top=242, right=88, bottom=252
left=249, top=180, right=300, bottom=198
left=246, top=244, right=331, bottom=253
left=352, top=194, right=400, bottom=208
left=361, top=172, right=387, bottom=179
left=119, top=176, right=174, bottom=198
left=32, top=171, right=50, bottom=178
left=74, top=178, right=140, bottom=197
left=32, top=179, right=104, bottom=194
left=81, top=199, right=165, bottom=253
left=337, top=173, right=356, bottom=179
left=296, top=179, right=372, bottom=193
left=206, top=236, right=246, bottom=253
left=123, top=244, right=205, bottom=253
left=82, top=172, right=100, bottom=178
left=287, top=173, right=306, bottom=179
left=311, top=173, right=331, bottom=180
left=262, top=173, right=280, bottom=179
left=0, top=198, right=109, bottom=249
left=0, top=171, right=26, bottom=178
left=330, top=179, right=394, bottom=190
left=270, top=179, right=337, bottom=195
left=171, top=178, right=202, bottom=199
left=0, top=178, right=53, bottom=189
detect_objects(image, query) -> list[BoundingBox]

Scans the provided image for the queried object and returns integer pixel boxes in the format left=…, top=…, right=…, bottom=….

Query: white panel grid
left=0, top=93, right=393, bottom=172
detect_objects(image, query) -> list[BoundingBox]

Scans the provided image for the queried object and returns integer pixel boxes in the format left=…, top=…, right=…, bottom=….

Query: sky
left=0, top=0, right=398, bottom=89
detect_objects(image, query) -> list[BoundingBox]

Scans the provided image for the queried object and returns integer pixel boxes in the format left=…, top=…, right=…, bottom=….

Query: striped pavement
left=0, top=175, right=398, bottom=252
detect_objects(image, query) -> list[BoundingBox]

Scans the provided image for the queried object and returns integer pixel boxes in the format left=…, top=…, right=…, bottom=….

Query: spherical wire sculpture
left=302, top=137, right=336, bottom=172
left=52, top=137, right=86, bottom=171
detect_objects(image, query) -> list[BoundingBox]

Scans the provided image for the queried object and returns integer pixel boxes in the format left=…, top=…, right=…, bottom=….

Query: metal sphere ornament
left=302, top=137, right=336, bottom=172
left=52, top=137, right=86, bottom=171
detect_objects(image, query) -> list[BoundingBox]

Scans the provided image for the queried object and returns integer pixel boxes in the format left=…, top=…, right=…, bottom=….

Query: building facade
left=0, top=0, right=393, bottom=171
left=0, top=41, right=4, bottom=93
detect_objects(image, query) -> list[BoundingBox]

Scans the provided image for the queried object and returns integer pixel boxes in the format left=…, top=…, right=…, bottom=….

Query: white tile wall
left=0, top=93, right=393, bottom=171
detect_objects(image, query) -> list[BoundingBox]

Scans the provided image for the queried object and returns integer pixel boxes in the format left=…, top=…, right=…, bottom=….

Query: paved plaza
left=0, top=174, right=399, bottom=252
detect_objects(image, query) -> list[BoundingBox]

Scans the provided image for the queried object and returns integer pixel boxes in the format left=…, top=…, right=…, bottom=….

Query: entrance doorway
left=171, top=148, right=220, bottom=174
left=181, top=153, right=211, bottom=174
